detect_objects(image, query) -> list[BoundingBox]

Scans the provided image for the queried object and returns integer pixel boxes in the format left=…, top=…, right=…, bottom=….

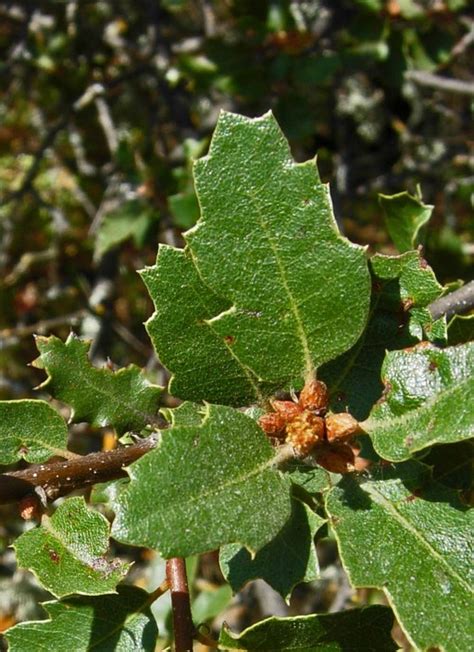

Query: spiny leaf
left=220, top=498, right=324, bottom=601
left=4, top=586, right=157, bottom=652
left=140, top=247, right=275, bottom=406
left=320, top=250, right=445, bottom=420
left=379, top=191, right=432, bottom=253
left=326, top=462, right=473, bottom=652
left=33, top=333, right=161, bottom=433
left=219, top=605, right=397, bottom=651
left=14, top=497, right=129, bottom=598
left=363, top=342, right=474, bottom=461
left=144, top=111, right=371, bottom=404
left=112, top=404, right=292, bottom=557
left=0, top=399, right=68, bottom=464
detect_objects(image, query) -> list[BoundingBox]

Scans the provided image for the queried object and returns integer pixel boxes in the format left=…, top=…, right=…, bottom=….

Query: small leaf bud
left=325, top=412, right=360, bottom=442
left=299, top=379, right=329, bottom=412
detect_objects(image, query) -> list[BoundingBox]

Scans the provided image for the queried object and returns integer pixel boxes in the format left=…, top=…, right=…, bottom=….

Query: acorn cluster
left=258, top=379, right=362, bottom=474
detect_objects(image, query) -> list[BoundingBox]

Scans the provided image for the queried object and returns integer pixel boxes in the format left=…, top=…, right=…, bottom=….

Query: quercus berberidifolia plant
left=1, top=112, right=473, bottom=652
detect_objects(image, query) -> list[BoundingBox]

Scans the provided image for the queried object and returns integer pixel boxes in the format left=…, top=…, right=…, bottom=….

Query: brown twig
left=0, top=436, right=157, bottom=505
left=428, top=280, right=474, bottom=321
left=166, top=557, right=195, bottom=652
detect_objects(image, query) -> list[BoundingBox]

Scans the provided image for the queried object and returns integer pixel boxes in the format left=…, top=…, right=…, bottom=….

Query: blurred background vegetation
left=0, top=0, right=473, bottom=646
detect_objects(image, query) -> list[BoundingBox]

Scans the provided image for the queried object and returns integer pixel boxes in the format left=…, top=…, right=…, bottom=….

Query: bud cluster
left=258, top=379, right=362, bottom=473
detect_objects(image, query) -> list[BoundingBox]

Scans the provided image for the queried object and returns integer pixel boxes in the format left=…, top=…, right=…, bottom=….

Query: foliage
left=0, top=2, right=473, bottom=649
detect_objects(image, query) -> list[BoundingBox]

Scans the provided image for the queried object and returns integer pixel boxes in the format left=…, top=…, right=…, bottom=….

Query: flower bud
left=325, top=412, right=360, bottom=442
left=258, top=412, right=287, bottom=438
left=299, top=379, right=329, bottom=412
left=271, top=400, right=302, bottom=420
left=286, top=411, right=325, bottom=455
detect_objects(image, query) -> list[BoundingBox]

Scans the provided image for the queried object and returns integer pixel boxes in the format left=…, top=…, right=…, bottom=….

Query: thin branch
left=405, top=70, right=474, bottom=96
left=0, top=436, right=157, bottom=505
left=166, top=557, right=195, bottom=652
left=428, top=280, right=474, bottom=321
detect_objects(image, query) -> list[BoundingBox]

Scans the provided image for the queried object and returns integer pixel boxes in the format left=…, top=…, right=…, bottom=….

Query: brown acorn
left=286, top=410, right=325, bottom=456
left=299, top=379, right=329, bottom=413
left=325, top=412, right=360, bottom=443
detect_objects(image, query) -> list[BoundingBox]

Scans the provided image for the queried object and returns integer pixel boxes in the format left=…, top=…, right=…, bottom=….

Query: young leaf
left=320, top=250, right=445, bottom=420
left=112, top=404, right=292, bottom=557
left=379, top=191, right=432, bottom=253
left=0, top=399, right=68, bottom=464
left=33, top=333, right=161, bottom=433
left=14, top=497, right=129, bottom=598
left=219, top=605, right=397, bottom=651
left=220, top=497, right=324, bottom=601
left=144, top=111, right=371, bottom=403
left=326, top=462, right=473, bottom=652
left=4, top=586, right=157, bottom=652
left=141, top=247, right=275, bottom=406
left=363, top=342, right=474, bottom=461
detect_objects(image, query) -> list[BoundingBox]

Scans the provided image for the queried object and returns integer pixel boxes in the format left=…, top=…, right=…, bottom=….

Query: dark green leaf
left=219, top=605, right=396, bottom=651
left=320, top=251, right=444, bottom=420
left=363, top=342, right=474, bottom=461
left=33, top=334, right=161, bottom=433
left=4, top=586, right=157, bottom=651
left=112, top=404, right=292, bottom=557
left=94, top=199, right=158, bottom=260
left=379, top=191, right=432, bottom=253
left=326, top=462, right=473, bottom=652
left=15, top=497, right=129, bottom=597
left=144, top=111, right=371, bottom=404
left=0, top=399, right=68, bottom=464
left=220, top=498, right=324, bottom=601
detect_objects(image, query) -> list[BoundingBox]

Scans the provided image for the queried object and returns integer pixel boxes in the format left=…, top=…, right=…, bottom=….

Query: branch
left=166, top=557, right=195, bottom=652
left=405, top=70, right=474, bottom=96
left=0, top=436, right=157, bottom=505
left=428, top=280, right=474, bottom=321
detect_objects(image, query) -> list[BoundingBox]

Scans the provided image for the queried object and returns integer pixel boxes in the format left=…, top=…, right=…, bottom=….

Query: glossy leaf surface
left=5, top=586, right=157, bottom=652
left=112, top=404, right=292, bottom=557
left=379, top=191, right=432, bottom=252
left=15, top=497, right=129, bottom=597
left=220, top=498, right=324, bottom=601
left=219, top=605, right=396, bottom=651
left=0, top=399, right=68, bottom=464
left=364, top=342, right=474, bottom=460
left=326, top=462, right=473, bottom=652
left=33, top=334, right=161, bottom=433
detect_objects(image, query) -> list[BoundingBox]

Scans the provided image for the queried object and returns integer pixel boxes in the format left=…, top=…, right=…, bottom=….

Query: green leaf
left=326, top=462, right=473, bottom=652
left=191, top=584, right=233, bottom=624
left=160, top=400, right=205, bottom=427
left=144, top=111, right=371, bottom=404
left=283, top=460, right=330, bottom=496
left=14, top=497, right=129, bottom=598
left=4, top=586, right=157, bottom=651
left=33, top=333, right=161, bottom=433
left=141, top=247, right=274, bottom=406
left=379, top=191, right=432, bottom=253
left=220, top=498, right=324, bottom=601
left=94, top=199, right=158, bottom=260
left=448, top=314, right=474, bottom=345
left=0, top=399, right=68, bottom=464
left=320, top=251, right=444, bottom=420
left=219, top=605, right=397, bottom=651
left=112, top=404, right=292, bottom=557
left=363, top=342, right=474, bottom=461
